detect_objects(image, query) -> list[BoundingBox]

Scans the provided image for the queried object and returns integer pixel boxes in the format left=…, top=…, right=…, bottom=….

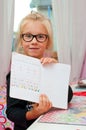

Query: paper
left=10, top=52, right=71, bottom=109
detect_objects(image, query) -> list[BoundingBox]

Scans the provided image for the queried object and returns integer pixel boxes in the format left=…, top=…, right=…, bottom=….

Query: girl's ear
left=21, top=45, right=23, bottom=48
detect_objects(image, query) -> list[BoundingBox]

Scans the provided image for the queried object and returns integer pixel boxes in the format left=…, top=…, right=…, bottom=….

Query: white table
left=27, top=116, right=86, bottom=130
left=27, top=86, right=86, bottom=130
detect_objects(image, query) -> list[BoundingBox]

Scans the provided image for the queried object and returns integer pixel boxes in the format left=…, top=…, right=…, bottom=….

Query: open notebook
left=10, top=52, right=71, bottom=109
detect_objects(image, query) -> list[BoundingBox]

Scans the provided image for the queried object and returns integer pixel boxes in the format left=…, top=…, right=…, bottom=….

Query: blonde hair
left=16, top=11, right=53, bottom=53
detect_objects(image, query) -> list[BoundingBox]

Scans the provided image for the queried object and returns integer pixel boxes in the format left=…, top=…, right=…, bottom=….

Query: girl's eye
left=26, top=34, right=32, bottom=38
left=38, top=34, right=45, bottom=39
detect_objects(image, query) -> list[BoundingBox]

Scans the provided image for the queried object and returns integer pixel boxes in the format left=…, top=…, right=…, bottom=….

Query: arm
left=26, top=94, right=52, bottom=120
left=6, top=73, right=52, bottom=124
left=6, top=73, right=29, bottom=127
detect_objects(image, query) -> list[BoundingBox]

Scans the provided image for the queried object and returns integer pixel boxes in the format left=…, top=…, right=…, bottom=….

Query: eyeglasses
left=21, top=33, right=48, bottom=43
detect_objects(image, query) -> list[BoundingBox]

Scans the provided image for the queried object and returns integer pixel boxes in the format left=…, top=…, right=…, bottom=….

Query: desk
left=27, top=117, right=86, bottom=130
left=27, top=86, right=86, bottom=130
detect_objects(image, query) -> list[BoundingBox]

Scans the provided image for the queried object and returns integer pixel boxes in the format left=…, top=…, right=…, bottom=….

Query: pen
left=73, top=91, right=86, bottom=96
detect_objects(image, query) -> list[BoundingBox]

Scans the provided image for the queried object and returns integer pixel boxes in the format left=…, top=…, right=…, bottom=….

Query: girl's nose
left=31, top=37, right=38, bottom=44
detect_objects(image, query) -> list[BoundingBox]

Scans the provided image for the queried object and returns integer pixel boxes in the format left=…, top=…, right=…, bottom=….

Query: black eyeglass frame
left=21, top=33, right=49, bottom=43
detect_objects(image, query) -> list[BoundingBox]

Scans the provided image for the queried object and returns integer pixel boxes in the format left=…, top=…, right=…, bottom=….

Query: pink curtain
left=0, top=0, right=14, bottom=86
left=80, top=53, right=86, bottom=80
left=52, top=0, right=86, bottom=83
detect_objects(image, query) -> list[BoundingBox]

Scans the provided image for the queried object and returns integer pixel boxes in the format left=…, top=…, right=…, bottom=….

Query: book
left=10, top=52, right=71, bottom=109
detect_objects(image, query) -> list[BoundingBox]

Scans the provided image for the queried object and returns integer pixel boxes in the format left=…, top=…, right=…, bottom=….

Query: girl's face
left=21, top=21, right=49, bottom=59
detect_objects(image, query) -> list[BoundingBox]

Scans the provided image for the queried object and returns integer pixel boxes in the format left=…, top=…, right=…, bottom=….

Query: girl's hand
left=40, top=57, right=58, bottom=65
left=33, top=94, right=52, bottom=115
left=34, top=94, right=52, bottom=114
left=26, top=94, right=52, bottom=120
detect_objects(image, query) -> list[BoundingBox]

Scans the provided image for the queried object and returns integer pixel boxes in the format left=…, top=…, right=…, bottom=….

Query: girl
left=6, top=11, right=73, bottom=130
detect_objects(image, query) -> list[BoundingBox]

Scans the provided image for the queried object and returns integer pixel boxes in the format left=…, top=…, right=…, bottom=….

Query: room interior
left=0, top=0, right=86, bottom=130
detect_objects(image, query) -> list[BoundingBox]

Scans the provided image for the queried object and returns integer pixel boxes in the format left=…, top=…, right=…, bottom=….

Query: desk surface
left=27, top=86, right=86, bottom=130
left=27, top=119, right=86, bottom=130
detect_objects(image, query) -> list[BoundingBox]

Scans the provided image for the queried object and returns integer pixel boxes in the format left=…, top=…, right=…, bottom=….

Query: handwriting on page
left=11, top=53, right=41, bottom=92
